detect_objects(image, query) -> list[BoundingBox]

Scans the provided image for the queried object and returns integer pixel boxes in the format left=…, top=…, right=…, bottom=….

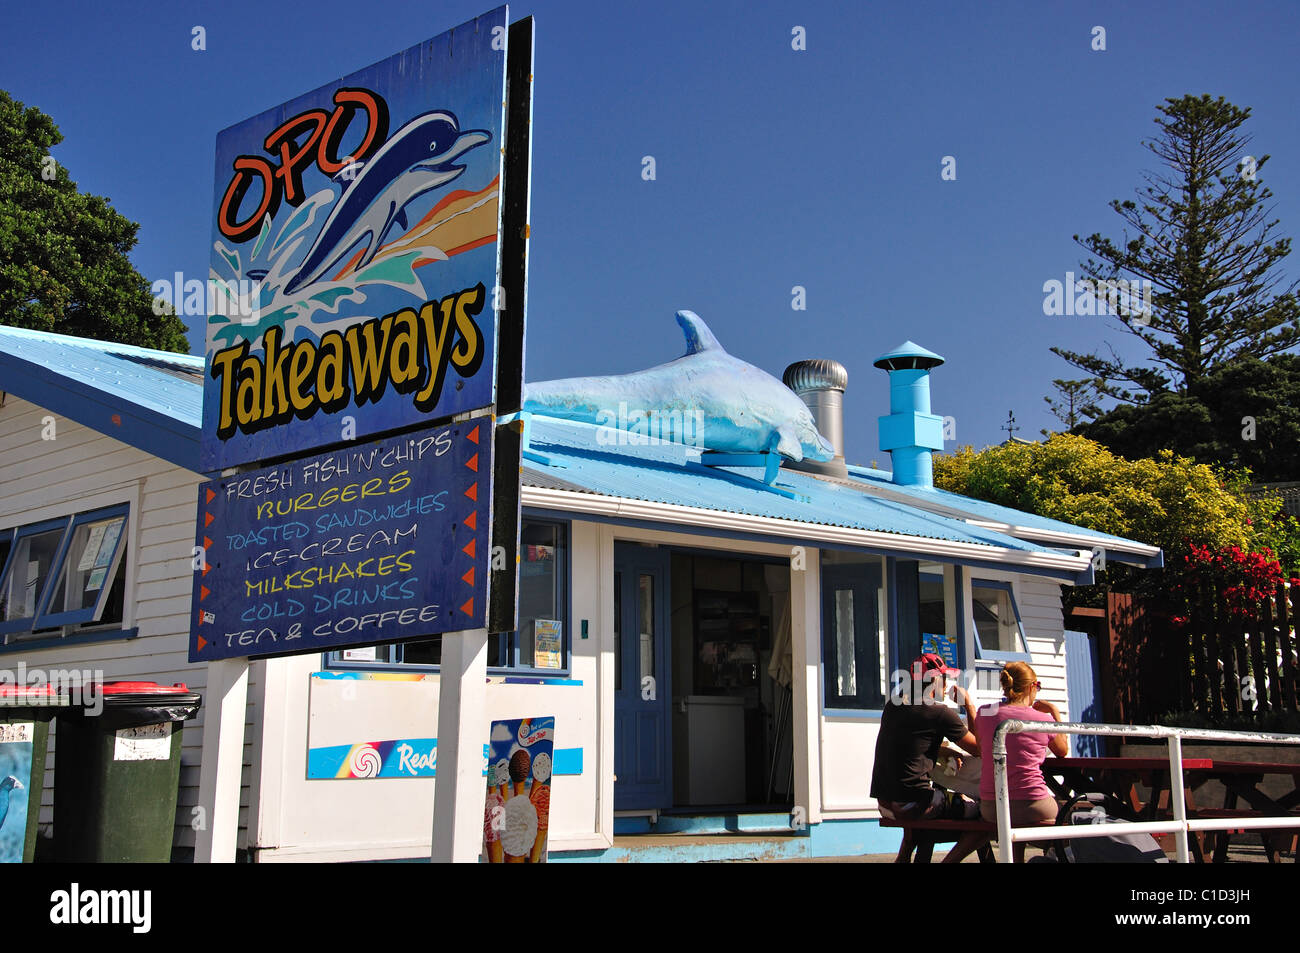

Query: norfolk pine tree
left=1052, top=94, right=1300, bottom=403
left=0, top=90, right=188, bottom=352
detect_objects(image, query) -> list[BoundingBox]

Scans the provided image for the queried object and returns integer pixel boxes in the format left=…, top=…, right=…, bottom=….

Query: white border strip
left=521, top=485, right=1091, bottom=573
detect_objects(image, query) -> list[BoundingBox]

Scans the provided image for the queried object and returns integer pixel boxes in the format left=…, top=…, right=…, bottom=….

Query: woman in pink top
left=976, top=661, right=1069, bottom=862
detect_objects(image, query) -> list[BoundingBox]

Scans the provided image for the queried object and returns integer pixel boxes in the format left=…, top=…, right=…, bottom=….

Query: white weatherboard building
left=0, top=325, right=1161, bottom=861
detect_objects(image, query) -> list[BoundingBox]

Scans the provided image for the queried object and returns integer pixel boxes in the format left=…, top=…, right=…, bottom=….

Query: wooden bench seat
left=879, top=817, right=997, bottom=862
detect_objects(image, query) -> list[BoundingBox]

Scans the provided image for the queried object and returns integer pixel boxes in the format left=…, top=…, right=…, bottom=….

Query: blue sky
left=3, top=0, right=1298, bottom=458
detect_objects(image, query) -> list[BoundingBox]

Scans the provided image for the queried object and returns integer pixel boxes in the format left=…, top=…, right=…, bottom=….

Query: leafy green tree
left=934, top=434, right=1300, bottom=608
left=0, top=89, right=188, bottom=352
left=1075, top=354, right=1300, bottom=482
left=1053, top=95, right=1300, bottom=403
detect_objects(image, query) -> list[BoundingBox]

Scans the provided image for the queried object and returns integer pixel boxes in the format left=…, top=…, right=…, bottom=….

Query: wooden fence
left=1101, top=585, right=1300, bottom=725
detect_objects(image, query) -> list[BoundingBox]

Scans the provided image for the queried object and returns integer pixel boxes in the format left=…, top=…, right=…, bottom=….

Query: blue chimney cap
left=872, top=341, right=945, bottom=371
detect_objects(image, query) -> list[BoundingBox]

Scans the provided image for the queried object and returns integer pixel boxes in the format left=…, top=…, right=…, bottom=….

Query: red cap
left=914, top=652, right=958, bottom=677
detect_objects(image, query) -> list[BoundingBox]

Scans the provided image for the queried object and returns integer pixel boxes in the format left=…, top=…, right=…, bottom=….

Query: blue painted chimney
left=873, top=341, right=945, bottom=488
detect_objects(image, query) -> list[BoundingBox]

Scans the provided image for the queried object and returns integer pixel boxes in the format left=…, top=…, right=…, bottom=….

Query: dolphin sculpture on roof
left=524, top=311, right=836, bottom=462
left=283, top=111, right=490, bottom=295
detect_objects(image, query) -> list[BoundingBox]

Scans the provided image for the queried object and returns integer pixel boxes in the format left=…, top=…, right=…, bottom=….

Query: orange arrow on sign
left=462, top=566, right=475, bottom=586
left=467, top=425, right=480, bottom=444
left=463, top=538, right=476, bottom=559
left=465, top=511, right=477, bottom=530
left=464, top=482, right=478, bottom=501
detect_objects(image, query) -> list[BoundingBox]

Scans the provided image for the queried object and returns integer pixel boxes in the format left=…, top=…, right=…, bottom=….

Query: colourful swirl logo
left=350, top=744, right=382, bottom=778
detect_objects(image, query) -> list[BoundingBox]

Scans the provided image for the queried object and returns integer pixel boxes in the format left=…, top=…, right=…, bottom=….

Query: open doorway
left=668, top=551, right=794, bottom=812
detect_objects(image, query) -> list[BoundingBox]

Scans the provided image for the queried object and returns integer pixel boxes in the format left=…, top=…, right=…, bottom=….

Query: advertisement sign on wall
left=483, top=716, right=554, bottom=862
left=201, top=7, right=509, bottom=472
left=190, top=416, right=490, bottom=662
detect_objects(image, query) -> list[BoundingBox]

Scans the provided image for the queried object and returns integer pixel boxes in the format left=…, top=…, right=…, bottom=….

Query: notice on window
left=94, top=520, right=123, bottom=569
left=113, top=723, right=172, bottom=761
left=922, top=632, right=960, bottom=668
left=534, top=619, right=562, bottom=670
left=77, top=523, right=109, bottom=572
left=342, top=646, right=377, bottom=662
left=84, top=566, right=107, bottom=592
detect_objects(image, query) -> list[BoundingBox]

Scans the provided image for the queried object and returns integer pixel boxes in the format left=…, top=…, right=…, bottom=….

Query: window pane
left=638, top=574, right=654, bottom=682
left=517, top=522, right=564, bottom=669
left=834, top=589, right=856, bottom=696
left=973, top=585, right=1020, bottom=653
left=613, top=572, right=622, bottom=692
left=2, top=528, right=64, bottom=621
left=918, top=576, right=946, bottom=638
left=402, top=639, right=441, bottom=665
left=46, top=515, right=126, bottom=615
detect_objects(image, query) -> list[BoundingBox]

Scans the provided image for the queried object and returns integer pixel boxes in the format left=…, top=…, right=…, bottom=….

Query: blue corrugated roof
left=844, top=463, right=1162, bottom=565
left=521, top=417, right=1083, bottom=565
left=0, top=325, right=203, bottom=471
left=0, top=328, right=1155, bottom=571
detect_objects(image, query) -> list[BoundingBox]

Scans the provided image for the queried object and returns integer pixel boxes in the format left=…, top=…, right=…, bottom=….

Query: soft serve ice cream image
left=501, top=794, right=538, bottom=862
left=483, top=715, right=555, bottom=862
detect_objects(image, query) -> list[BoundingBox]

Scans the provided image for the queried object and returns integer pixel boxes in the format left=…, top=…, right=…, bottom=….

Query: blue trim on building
left=550, top=817, right=902, bottom=862
left=0, top=346, right=201, bottom=473
left=0, top=627, right=139, bottom=655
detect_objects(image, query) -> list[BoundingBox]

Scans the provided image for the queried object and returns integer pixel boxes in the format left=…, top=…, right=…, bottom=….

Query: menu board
left=190, top=416, right=490, bottom=662
left=483, top=716, right=554, bottom=863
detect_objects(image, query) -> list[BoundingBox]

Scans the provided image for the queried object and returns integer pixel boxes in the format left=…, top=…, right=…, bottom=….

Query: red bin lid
left=0, top=684, right=61, bottom=699
left=101, top=681, right=192, bottom=696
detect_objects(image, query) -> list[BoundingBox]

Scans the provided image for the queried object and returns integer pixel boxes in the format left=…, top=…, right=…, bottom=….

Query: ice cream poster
left=202, top=7, right=509, bottom=471
left=0, top=723, right=35, bottom=864
left=483, top=716, right=553, bottom=863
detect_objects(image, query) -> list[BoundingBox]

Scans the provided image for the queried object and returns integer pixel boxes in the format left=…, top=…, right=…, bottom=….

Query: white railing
left=991, top=720, right=1300, bottom=863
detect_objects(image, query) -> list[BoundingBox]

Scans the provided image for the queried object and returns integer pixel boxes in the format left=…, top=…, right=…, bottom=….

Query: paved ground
left=778, top=839, right=1289, bottom=863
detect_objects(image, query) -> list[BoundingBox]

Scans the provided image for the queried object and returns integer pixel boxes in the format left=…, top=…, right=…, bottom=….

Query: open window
left=0, top=505, right=130, bottom=642
left=969, top=578, right=1030, bottom=662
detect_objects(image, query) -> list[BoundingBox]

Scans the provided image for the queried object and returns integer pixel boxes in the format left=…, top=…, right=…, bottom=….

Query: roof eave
left=0, top=353, right=202, bottom=473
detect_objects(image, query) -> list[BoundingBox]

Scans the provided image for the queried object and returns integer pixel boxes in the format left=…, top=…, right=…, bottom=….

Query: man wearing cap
left=870, top=653, right=986, bottom=863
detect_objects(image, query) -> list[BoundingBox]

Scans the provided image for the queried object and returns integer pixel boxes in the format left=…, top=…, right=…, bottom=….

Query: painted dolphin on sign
left=283, top=111, right=491, bottom=294
left=524, top=311, right=836, bottom=462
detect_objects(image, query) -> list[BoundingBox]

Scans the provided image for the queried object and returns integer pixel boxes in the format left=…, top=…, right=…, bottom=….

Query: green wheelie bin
left=0, top=685, right=67, bottom=862
left=54, top=681, right=201, bottom=862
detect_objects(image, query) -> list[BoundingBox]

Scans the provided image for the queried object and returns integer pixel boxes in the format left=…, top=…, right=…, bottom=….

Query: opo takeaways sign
left=202, top=7, right=509, bottom=472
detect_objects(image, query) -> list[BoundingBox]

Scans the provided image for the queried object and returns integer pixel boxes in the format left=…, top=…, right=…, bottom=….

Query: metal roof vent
left=782, top=359, right=848, bottom=478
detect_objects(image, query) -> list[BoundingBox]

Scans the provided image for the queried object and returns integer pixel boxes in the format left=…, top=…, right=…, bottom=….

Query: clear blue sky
left=3, top=0, right=1298, bottom=458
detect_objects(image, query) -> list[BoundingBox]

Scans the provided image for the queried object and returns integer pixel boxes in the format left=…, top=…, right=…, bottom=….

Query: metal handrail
left=991, top=719, right=1300, bottom=863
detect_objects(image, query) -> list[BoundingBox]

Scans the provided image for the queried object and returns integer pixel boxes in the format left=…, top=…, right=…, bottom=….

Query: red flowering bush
left=1173, top=540, right=1287, bottom=619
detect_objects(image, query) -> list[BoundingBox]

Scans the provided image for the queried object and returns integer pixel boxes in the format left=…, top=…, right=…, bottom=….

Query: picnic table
left=1186, top=760, right=1300, bottom=863
left=1040, top=755, right=1300, bottom=862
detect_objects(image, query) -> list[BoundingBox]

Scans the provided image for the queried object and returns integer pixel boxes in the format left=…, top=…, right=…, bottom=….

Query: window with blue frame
left=0, top=505, right=130, bottom=643
left=821, top=551, right=887, bottom=710
left=969, top=578, right=1030, bottom=661
left=328, top=519, right=569, bottom=672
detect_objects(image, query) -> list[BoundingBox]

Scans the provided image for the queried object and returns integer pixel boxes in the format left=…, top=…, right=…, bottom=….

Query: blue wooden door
left=613, top=544, right=672, bottom=810
left=1064, top=629, right=1103, bottom=756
